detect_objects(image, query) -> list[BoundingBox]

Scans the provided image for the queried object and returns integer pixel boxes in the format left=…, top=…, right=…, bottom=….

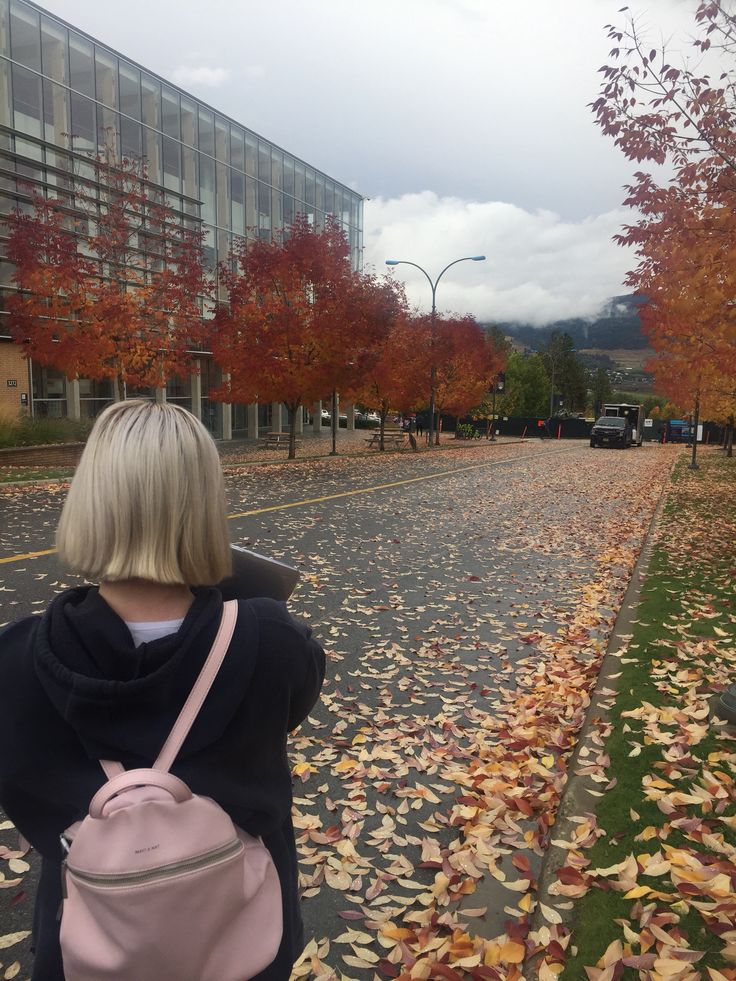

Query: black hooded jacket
left=0, top=586, right=326, bottom=981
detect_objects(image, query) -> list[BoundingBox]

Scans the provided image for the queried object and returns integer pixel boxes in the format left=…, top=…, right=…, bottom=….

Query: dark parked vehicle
left=590, top=415, right=632, bottom=448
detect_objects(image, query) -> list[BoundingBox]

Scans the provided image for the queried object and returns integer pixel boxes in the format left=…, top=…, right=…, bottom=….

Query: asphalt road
left=0, top=440, right=678, bottom=978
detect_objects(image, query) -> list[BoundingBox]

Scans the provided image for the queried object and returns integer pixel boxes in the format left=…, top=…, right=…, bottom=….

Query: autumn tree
left=211, top=217, right=394, bottom=459
left=592, top=2, right=736, bottom=431
left=6, top=150, right=209, bottom=396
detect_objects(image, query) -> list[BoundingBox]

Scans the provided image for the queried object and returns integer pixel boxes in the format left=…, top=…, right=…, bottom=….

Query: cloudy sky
left=40, top=0, right=696, bottom=324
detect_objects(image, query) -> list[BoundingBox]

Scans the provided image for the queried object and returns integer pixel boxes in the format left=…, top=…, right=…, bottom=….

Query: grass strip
left=561, top=451, right=736, bottom=979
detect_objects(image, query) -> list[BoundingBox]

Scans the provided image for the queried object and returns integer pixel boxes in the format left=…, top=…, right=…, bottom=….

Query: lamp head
left=471, top=255, right=486, bottom=261
left=385, top=260, right=399, bottom=266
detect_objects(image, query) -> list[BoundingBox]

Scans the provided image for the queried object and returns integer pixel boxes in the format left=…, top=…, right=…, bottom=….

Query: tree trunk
left=434, top=411, right=441, bottom=445
left=288, top=403, right=299, bottom=460
left=379, top=410, right=387, bottom=451
left=727, top=418, right=734, bottom=458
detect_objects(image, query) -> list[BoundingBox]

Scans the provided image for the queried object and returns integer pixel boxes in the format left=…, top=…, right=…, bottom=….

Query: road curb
left=527, top=452, right=679, bottom=953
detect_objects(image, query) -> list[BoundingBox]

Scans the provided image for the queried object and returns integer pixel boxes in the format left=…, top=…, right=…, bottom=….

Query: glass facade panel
left=231, top=169, right=244, bottom=234
left=215, top=116, right=228, bottom=162
left=294, top=160, right=305, bottom=201
left=324, top=179, right=334, bottom=215
left=95, top=48, right=117, bottom=109
left=304, top=167, right=315, bottom=206
left=230, top=125, right=244, bottom=171
left=258, top=141, right=270, bottom=184
left=162, top=135, right=180, bottom=191
left=120, top=113, right=141, bottom=158
left=161, top=85, right=179, bottom=139
left=245, top=174, right=256, bottom=233
left=141, top=73, right=160, bottom=130
left=12, top=63, right=41, bottom=137
left=282, top=155, right=294, bottom=197
left=198, top=107, right=214, bottom=156
left=69, top=32, right=94, bottom=96
left=43, top=77, right=68, bottom=146
left=271, top=187, right=282, bottom=229
left=98, top=105, right=119, bottom=154
left=216, top=161, right=228, bottom=227
left=181, top=144, right=197, bottom=207
left=199, top=153, right=215, bottom=223
left=271, top=148, right=282, bottom=189
left=10, top=0, right=40, bottom=71
left=142, top=125, right=160, bottom=182
left=41, top=15, right=67, bottom=85
left=0, top=58, right=12, bottom=129
left=180, top=95, right=196, bottom=147
left=315, top=173, right=324, bottom=211
left=244, top=132, right=256, bottom=177
left=0, top=0, right=8, bottom=58
left=119, top=61, right=140, bottom=120
left=282, top=194, right=294, bottom=228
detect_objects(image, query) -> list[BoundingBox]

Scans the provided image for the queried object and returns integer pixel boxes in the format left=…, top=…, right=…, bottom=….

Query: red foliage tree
left=211, top=217, right=396, bottom=458
left=6, top=150, right=210, bottom=395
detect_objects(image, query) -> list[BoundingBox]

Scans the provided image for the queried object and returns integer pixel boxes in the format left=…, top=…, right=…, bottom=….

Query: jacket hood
left=32, top=586, right=257, bottom=763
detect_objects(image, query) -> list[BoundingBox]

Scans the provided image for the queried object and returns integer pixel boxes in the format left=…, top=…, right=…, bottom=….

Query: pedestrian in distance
left=0, top=399, right=325, bottom=981
left=416, top=417, right=423, bottom=437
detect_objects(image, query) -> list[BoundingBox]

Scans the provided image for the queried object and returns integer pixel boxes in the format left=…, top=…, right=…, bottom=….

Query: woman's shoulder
left=240, top=597, right=316, bottom=645
left=0, top=613, right=42, bottom=662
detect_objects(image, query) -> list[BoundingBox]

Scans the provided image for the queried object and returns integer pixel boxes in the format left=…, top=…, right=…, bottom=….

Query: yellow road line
left=0, top=446, right=574, bottom=566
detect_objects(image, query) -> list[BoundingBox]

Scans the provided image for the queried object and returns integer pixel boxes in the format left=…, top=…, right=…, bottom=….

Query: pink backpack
left=58, top=600, right=283, bottom=981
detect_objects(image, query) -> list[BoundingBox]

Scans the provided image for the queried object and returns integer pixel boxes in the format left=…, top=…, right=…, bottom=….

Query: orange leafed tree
left=6, top=150, right=210, bottom=394
left=211, top=217, right=396, bottom=458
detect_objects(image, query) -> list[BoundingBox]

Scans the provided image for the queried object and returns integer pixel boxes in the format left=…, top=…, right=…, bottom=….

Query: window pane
left=141, top=73, right=160, bottom=130
left=95, top=48, right=117, bottom=109
left=283, top=155, right=294, bottom=197
left=315, top=174, right=324, bottom=211
left=216, top=161, right=229, bottom=227
left=42, top=78, right=68, bottom=146
left=180, top=95, right=196, bottom=147
left=182, top=144, right=197, bottom=206
left=199, top=154, right=215, bottom=223
left=231, top=169, right=244, bottom=235
left=244, top=132, right=257, bottom=177
left=230, top=125, right=244, bottom=171
left=161, top=85, right=179, bottom=139
left=198, top=107, right=214, bottom=156
left=271, top=188, right=282, bottom=229
left=41, top=16, right=68, bottom=84
left=0, top=56, right=12, bottom=128
left=271, top=149, right=282, bottom=190
left=121, top=114, right=141, bottom=159
left=0, top=0, right=9, bottom=59
left=305, top=168, right=315, bottom=206
left=12, top=63, right=41, bottom=137
left=294, top=161, right=305, bottom=201
left=324, top=180, right=334, bottom=215
left=10, top=0, right=40, bottom=71
left=258, top=141, right=270, bottom=184
left=69, top=32, right=94, bottom=96
left=163, top=136, right=180, bottom=191
left=119, top=62, right=140, bottom=119
left=245, top=175, right=256, bottom=233
left=98, top=105, right=119, bottom=154
left=258, top=180, right=270, bottom=228
left=283, top=194, right=294, bottom=228
left=143, top=126, right=161, bottom=183
left=70, top=90, right=95, bottom=151
left=215, top=116, right=228, bottom=162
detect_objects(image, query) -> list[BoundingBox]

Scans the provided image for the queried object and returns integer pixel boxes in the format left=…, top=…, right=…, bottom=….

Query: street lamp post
left=385, top=255, right=486, bottom=448
left=545, top=346, right=576, bottom=419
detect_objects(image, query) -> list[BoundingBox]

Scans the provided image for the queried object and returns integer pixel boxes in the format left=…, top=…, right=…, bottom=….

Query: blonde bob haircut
left=57, top=400, right=231, bottom=586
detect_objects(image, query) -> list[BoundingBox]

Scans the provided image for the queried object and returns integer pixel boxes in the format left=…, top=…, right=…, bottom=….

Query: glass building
left=0, top=0, right=364, bottom=435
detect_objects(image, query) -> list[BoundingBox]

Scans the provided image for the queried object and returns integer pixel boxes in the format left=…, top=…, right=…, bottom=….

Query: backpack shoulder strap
left=99, top=600, right=239, bottom=778
left=153, top=599, right=239, bottom=773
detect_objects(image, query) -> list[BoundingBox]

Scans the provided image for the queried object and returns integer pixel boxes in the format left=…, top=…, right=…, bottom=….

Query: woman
left=0, top=400, right=325, bottom=980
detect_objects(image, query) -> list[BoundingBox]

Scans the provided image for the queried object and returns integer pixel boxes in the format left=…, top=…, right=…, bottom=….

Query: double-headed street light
left=385, top=255, right=486, bottom=448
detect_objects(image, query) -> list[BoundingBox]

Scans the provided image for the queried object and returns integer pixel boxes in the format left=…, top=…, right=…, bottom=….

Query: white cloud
left=363, top=192, right=634, bottom=326
left=170, top=65, right=230, bottom=88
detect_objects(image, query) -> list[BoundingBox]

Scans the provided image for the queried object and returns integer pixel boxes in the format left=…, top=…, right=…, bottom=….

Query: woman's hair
left=57, top=400, right=231, bottom=585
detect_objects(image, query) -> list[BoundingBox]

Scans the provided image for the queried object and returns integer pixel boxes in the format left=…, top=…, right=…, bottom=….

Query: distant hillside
left=496, top=295, right=648, bottom=351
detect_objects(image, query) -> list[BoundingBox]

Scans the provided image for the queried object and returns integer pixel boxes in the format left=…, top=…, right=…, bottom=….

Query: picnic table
left=259, top=432, right=301, bottom=450
left=364, top=430, right=407, bottom=449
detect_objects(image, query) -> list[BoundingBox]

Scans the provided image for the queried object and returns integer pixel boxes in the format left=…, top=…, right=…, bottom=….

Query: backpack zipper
left=64, top=838, right=243, bottom=890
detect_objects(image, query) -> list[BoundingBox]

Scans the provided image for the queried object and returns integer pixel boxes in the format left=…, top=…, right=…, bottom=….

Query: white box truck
left=603, top=403, right=645, bottom=446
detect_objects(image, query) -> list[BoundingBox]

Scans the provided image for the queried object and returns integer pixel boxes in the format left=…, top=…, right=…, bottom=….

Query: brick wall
left=0, top=443, right=84, bottom=467
left=0, top=340, right=30, bottom=420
